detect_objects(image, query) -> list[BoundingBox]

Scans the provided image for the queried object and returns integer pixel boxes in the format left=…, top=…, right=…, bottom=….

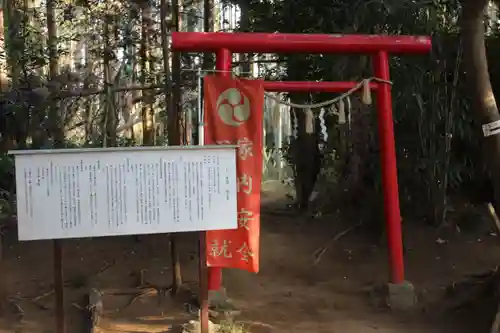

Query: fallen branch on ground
left=7, top=296, right=24, bottom=320
left=28, top=260, right=114, bottom=302
left=121, top=287, right=161, bottom=310
left=312, top=222, right=363, bottom=265
left=442, top=267, right=499, bottom=313
left=32, top=290, right=55, bottom=302
left=119, top=269, right=171, bottom=311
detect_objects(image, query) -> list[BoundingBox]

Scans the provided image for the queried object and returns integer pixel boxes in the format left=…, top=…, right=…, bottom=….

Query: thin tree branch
left=55, top=84, right=164, bottom=99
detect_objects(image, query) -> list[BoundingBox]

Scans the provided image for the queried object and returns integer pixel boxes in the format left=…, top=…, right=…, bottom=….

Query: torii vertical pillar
left=207, top=48, right=233, bottom=292
left=172, top=32, right=431, bottom=309
left=372, top=51, right=404, bottom=283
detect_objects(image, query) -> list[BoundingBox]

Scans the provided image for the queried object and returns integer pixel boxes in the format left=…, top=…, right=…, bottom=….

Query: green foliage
left=0, top=0, right=496, bottom=226
left=240, top=0, right=491, bottom=224
left=216, top=320, right=249, bottom=333
left=0, top=154, right=15, bottom=215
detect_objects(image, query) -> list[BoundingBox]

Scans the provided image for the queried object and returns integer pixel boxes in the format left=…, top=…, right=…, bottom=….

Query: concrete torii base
left=386, top=281, right=417, bottom=310
left=209, top=288, right=241, bottom=318
left=208, top=288, right=228, bottom=307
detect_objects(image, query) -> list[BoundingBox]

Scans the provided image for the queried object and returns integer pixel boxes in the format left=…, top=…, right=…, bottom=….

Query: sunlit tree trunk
left=161, top=0, right=173, bottom=140
left=172, top=0, right=182, bottom=144
left=140, top=3, right=154, bottom=145
left=3, top=0, right=21, bottom=88
left=46, top=0, right=63, bottom=145
left=125, top=7, right=140, bottom=141
left=0, top=8, right=7, bottom=91
left=4, top=0, right=30, bottom=148
left=103, top=13, right=117, bottom=146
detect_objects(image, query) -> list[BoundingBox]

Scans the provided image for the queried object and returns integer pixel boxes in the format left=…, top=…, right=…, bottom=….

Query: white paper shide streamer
left=292, top=110, right=299, bottom=139
left=319, top=108, right=328, bottom=149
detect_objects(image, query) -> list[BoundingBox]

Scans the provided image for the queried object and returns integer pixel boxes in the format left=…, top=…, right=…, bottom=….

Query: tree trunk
left=84, top=44, right=94, bottom=144
left=171, top=0, right=182, bottom=145
left=160, top=0, right=172, bottom=140
left=203, top=0, right=214, bottom=69
left=103, top=13, right=117, bottom=147
left=140, top=4, right=154, bottom=146
left=237, top=0, right=252, bottom=75
left=288, top=94, right=321, bottom=212
left=0, top=4, right=7, bottom=91
left=286, top=54, right=322, bottom=212
left=461, top=0, right=500, bottom=215
left=3, top=0, right=22, bottom=88
left=461, top=1, right=500, bottom=331
left=46, top=0, right=63, bottom=146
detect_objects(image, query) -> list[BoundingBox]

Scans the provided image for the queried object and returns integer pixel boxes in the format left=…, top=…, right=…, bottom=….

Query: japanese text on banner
left=203, top=76, right=264, bottom=273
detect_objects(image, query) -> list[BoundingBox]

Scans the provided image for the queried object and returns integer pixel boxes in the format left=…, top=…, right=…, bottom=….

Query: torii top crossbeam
left=171, top=32, right=431, bottom=54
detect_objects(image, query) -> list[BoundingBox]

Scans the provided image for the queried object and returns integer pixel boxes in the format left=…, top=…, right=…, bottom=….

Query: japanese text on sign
left=11, top=147, right=238, bottom=241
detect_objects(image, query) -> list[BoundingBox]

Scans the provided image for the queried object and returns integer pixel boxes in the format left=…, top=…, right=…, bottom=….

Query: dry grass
left=217, top=320, right=249, bottom=333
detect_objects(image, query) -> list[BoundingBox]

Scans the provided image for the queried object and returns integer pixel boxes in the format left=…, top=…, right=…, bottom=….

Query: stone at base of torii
left=386, top=281, right=417, bottom=310
left=209, top=288, right=241, bottom=319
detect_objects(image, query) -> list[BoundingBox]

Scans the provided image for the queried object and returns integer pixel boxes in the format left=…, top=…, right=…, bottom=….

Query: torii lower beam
left=172, top=32, right=431, bottom=306
left=262, top=81, right=378, bottom=92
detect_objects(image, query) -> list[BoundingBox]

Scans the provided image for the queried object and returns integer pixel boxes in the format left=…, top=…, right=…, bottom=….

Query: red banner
left=203, top=76, right=263, bottom=273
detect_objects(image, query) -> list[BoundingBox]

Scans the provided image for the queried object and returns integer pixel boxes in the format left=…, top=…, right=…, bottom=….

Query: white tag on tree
left=482, top=120, right=500, bottom=137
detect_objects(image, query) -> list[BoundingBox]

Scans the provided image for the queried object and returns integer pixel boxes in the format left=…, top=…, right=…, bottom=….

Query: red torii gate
left=171, top=32, right=431, bottom=290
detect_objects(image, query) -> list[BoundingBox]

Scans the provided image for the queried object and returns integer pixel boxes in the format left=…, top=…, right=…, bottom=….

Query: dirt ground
left=1, top=184, right=500, bottom=333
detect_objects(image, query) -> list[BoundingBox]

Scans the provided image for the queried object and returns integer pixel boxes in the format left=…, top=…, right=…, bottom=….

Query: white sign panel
left=10, top=146, right=238, bottom=241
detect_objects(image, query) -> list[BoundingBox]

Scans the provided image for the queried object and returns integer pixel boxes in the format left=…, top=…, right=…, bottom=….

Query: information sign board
left=10, top=146, right=238, bottom=241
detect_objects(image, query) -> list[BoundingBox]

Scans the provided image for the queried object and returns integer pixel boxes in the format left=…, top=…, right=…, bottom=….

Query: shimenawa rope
left=263, top=77, right=392, bottom=111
